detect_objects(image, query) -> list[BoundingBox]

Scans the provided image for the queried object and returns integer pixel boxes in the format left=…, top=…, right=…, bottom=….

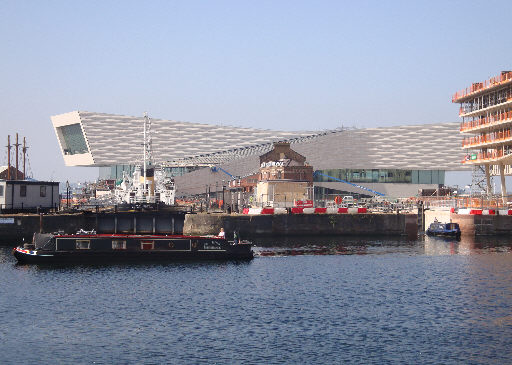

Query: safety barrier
left=460, top=110, right=512, bottom=132
left=245, top=207, right=288, bottom=215
left=453, top=71, right=512, bottom=102
left=244, top=207, right=368, bottom=215
left=456, top=209, right=500, bottom=215
left=462, top=129, right=512, bottom=148
left=462, top=149, right=512, bottom=164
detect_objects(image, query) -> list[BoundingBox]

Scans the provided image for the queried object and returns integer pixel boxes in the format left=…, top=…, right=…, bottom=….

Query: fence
left=421, top=195, right=512, bottom=210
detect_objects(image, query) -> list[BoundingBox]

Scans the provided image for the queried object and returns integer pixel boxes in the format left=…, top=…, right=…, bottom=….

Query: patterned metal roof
left=73, top=111, right=325, bottom=166
left=52, top=111, right=466, bottom=171
left=294, top=122, right=467, bottom=170
left=173, top=121, right=468, bottom=196
left=171, top=122, right=467, bottom=171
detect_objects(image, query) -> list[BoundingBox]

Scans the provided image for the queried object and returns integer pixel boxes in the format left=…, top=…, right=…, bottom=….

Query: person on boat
left=218, top=228, right=225, bottom=238
left=233, top=230, right=239, bottom=245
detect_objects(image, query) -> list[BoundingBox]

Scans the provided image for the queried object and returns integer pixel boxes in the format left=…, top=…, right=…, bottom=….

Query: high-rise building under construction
left=454, top=70, right=512, bottom=202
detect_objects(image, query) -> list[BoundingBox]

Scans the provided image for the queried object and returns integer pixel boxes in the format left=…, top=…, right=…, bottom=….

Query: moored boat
left=13, top=231, right=253, bottom=264
left=426, top=220, right=461, bottom=238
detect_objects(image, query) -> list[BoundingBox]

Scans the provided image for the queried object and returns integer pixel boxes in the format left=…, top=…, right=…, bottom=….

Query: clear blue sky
left=1, top=0, right=511, bottom=185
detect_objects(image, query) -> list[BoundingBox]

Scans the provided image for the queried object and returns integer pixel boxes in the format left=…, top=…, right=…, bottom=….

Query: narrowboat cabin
left=13, top=232, right=253, bottom=264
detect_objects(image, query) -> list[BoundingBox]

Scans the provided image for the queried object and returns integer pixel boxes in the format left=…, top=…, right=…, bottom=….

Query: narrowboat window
left=141, top=241, right=154, bottom=250
left=76, top=240, right=90, bottom=249
left=112, top=240, right=126, bottom=250
left=0, top=185, right=3, bottom=196
left=20, top=185, right=27, bottom=197
left=40, top=186, right=46, bottom=197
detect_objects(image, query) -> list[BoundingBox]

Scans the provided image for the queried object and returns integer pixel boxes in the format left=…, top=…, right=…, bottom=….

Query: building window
left=76, top=240, right=90, bottom=249
left=56, top=123, right=88, bottom=155
left=112, top=240, right=126, bottom=250
left=141, top=241, right=154, bottom=250
left=0, top=185, right=3, bottom=197
left=20, top=185, right=26, bottom=197
left=40, top=186, right=46, bottom=197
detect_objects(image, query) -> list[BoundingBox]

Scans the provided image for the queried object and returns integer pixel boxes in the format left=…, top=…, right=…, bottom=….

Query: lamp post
left=66, top=180, right=70, bottom=209
left=222, top=180, right=225, bottom=212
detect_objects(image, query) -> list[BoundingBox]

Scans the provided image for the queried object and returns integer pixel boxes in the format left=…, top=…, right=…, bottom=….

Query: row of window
left=0, top=185, right=47, bottom=197
left=75, top=240, right=202, bottom=250
left=77, top=239, right=137, bottom=250
left=314, top=169, right=445, bottom=185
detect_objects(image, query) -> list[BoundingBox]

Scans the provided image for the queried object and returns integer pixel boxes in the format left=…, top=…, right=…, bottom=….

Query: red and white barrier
left=244, top=207, right=369, bottom=214
left=455, top=209, right=504, bottom=215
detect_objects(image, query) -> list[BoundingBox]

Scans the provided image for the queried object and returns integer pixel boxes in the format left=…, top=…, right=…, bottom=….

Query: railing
left=460, top=110, right=512, bottom=132
left=462, top=129, right=512, bottom=148
left=453, top=71, right=512, bottom=102
left=422, top=196, right=512, bottom=210
left=462, top=149, right=512, bottom=163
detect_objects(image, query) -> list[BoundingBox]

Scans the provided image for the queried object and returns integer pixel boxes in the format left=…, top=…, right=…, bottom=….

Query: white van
left=343, top=196, right=355, bottom=207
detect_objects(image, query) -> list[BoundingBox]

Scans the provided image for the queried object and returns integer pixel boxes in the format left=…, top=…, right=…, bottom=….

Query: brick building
left=255, top=142, right=313, bottom=207
left=0, top=166, right=24, bottom=180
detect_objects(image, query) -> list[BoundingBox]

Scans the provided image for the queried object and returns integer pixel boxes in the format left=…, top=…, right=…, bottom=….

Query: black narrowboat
left=13, top=232, right=253, bottom=264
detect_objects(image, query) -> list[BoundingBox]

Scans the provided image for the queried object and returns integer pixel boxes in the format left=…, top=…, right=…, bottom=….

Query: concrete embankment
left=183, top=213, right=419, bottom=238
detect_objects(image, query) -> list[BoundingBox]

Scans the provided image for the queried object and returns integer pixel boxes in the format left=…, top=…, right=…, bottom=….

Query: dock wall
left=0, top=211, right=185, bottom=245
left=183, top=213, right=419, bottom=238
left=425, top=210, right=512, bottom=236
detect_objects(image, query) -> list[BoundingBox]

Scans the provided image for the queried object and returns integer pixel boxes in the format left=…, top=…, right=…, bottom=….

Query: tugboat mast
left=143, top=112, right=152, bottom=197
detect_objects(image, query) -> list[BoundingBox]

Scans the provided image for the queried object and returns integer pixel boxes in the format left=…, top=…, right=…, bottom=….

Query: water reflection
left=424, top=235, right=512, bottom=255
left=253, top=235, right=421, bottom=257
left=253, top=235, right=512, bottom=257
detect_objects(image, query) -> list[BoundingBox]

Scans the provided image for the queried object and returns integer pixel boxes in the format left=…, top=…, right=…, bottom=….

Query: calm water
left=2, top=236, right=512, bottom=364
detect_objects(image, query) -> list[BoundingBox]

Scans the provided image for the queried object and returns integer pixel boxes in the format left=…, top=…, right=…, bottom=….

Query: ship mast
left=143, top=112, right=152, bottom=197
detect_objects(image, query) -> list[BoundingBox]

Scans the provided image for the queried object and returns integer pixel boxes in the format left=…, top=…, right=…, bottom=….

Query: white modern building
left=51, top=111, right=469, bottom=198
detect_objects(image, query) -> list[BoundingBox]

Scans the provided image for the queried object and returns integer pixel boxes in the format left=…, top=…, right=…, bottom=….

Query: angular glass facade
left=99, top=165, right=202, bottom=180
left=314, top=169, right=445, bottom=185
left=57, top=124, right=88, bottom=155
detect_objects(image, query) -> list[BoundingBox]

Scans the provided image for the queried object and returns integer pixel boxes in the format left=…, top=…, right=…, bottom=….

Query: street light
left=66, top=180, right=70, bottom=209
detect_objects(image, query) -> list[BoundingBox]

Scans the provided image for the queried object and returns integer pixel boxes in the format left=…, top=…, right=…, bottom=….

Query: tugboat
left=114, top=113, right=176, bottom=206
left=13, top=231, right=253, bottom=264
left=426, top=219, right=461, bottom=239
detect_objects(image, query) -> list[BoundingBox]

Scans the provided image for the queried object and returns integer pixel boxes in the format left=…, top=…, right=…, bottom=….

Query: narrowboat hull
left=13, top=233, right=253, bottom=264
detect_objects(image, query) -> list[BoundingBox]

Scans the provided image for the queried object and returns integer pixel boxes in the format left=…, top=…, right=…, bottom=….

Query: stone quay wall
left=0, top=211, right=419, bottom=246
left=184, top=213, right=419, bottom=238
